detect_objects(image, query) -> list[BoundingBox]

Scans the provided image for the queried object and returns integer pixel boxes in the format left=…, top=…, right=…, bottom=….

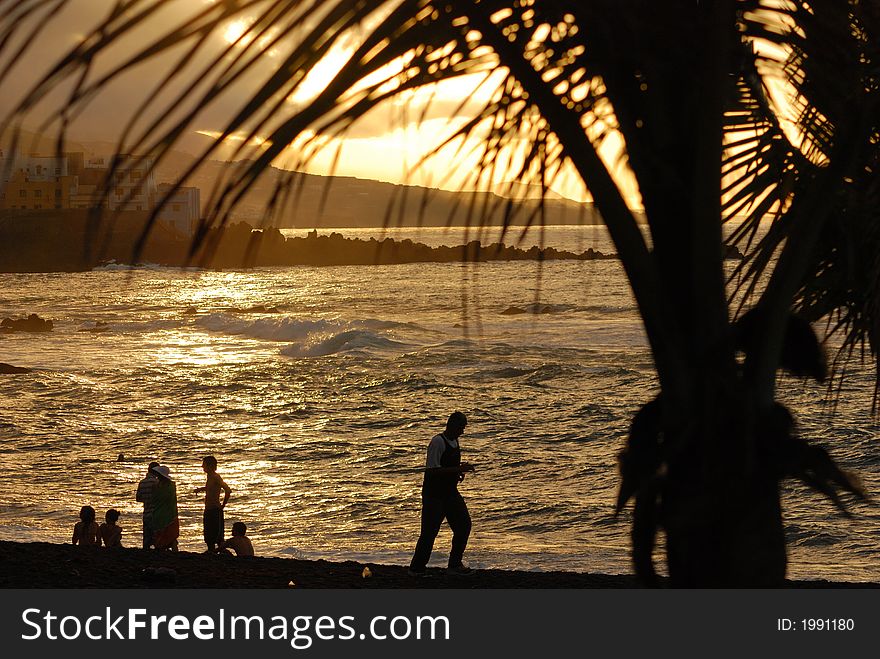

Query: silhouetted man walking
left=409, top=411, right=475, bottom=576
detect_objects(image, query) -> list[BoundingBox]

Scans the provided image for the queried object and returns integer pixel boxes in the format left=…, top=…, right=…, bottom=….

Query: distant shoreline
left=0, top=541, right=874, bottom=588
left=0, top=212, right=620, bottom=273
left=0, top=212, right=745, bottom=273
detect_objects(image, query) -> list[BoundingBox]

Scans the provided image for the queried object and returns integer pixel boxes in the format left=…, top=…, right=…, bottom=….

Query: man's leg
left=445, top=492, right=471, bottom=568
left=142, top=520, right=152, bottom=549
left=409, top=497, right=445, bottom=571
left=204, top=509, right=219, bottom=551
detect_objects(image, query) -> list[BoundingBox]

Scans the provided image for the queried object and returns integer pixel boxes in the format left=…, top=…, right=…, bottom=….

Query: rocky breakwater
left=1, top=212, right=745, bottom=271
left=198, top=225, right=621, bottom=268
left=1, top=313, right=53, bottom=333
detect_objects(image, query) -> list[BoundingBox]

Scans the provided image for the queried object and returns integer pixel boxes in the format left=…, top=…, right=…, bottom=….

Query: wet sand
left=0, top=541, right=875, bottom=588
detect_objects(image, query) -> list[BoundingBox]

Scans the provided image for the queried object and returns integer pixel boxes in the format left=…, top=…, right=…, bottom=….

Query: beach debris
left=0, top=362, right=31, bottom=374
left=287, top=580, right=296, bottom=587
left=1, top=313, right=53, bottom=333
left=361, top=566, right=372, bottom=578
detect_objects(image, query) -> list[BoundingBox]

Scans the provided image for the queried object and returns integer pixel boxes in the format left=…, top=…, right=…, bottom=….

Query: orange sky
left=0, top=0, right=629, bottom=204
left=1, top=0, right=797, bottom=209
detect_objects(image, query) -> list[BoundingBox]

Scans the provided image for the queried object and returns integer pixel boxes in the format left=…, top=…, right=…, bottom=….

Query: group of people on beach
left=72, top=506, right=122, bottom=547
left=71, top=412, right=474, bottom=575
left=72, top=455, right=253, bottom=557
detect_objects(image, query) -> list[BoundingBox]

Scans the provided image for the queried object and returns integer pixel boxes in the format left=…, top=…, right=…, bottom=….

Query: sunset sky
left=1, top=0, right=801, bottom=210
left=0, top=0, right=632, bottom=204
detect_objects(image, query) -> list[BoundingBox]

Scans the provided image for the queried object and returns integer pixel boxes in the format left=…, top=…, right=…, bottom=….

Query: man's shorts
left=203, top=507, right=224, bottom=546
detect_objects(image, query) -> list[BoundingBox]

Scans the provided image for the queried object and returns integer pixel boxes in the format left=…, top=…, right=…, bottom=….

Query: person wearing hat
left=150, top=465, right=179, bottom=551
left=135, top=461, right=160, bottom=548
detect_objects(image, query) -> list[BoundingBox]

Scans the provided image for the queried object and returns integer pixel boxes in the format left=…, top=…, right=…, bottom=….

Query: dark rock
left=1, top=313, right=53, bottom=332
left=0, top=362, right=31, bottom=374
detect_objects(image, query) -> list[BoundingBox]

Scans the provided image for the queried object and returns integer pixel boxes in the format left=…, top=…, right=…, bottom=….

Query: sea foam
left=281, top=330, right=408, bottom=357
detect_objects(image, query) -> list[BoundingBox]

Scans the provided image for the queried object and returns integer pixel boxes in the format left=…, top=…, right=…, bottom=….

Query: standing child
left=194, top=455, right=231, bottom=552
left=99, top=509, right=123, bottom=547
left=71, top=505, right=99, bottom=546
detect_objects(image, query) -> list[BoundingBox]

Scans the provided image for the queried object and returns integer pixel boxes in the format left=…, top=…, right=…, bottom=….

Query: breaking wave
left=501, top=303, right=576, bottom=315
left=281, top=330, right=408, bottom=357
left=196, top=313, right=413, bottom=343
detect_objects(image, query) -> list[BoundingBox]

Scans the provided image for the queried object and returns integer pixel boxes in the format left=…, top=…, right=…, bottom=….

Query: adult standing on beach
left=195, top=455, right=231, bottom=552
left=151, top=465, right=179, bottom=551
left=409, top=411, right=476, bottom=576
left=135, top=461, right=160, bottom=549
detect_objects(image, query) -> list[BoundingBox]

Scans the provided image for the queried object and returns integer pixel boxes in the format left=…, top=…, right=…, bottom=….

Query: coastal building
left=1, top=150, right=201, bottom=228
left=0, top=153, right=80, bottom=210
left=68, top=183, right=106, bottom=210
left=157, top=184, right=200, bottom=235
left=17, top=154, right=69, bottom=180
left=0, top=147, right=13, bottom=198
left=107, top=155, right=157, bottom=212
left=1, top=171, right=78, bottom=210
left=70, top=160, right=111, bottom=210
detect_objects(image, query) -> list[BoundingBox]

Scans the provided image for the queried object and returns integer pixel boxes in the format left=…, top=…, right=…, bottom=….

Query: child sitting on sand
left=72, top=505, right=100, bottom=546
left=99, top=509, right=123, bottom=547
left=220, top=521, right=254, bottom=557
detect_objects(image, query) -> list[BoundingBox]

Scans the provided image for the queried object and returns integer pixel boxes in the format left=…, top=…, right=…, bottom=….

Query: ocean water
left=1, top=225, right=878, bottom=582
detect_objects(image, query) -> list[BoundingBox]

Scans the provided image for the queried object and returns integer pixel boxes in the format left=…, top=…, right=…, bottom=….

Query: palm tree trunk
left=474, top=1, right=790, bottom=586
left=661, top=389, right=788, bottom=587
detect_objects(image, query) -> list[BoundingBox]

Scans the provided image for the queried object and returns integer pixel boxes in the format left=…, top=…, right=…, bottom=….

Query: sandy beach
left=0, top=541, right=875, bottom=588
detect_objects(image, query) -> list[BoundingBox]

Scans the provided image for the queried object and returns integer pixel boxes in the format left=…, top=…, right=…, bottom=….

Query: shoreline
left=0, top=213, right=618, bottom=273
left=0, top=213, right=742, bottom=272
left=1, top=541, right=875, bottom=588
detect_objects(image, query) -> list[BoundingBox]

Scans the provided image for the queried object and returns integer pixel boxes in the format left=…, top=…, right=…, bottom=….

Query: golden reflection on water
left=1, top=255, right=879, bottom=580
left=152, top=330, right=269, bottom=366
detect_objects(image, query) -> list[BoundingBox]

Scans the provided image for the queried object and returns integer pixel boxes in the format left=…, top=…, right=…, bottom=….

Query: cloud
left=0, top=1, right=603, bottom=203
left=2, top=1, right=500, bottom=148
